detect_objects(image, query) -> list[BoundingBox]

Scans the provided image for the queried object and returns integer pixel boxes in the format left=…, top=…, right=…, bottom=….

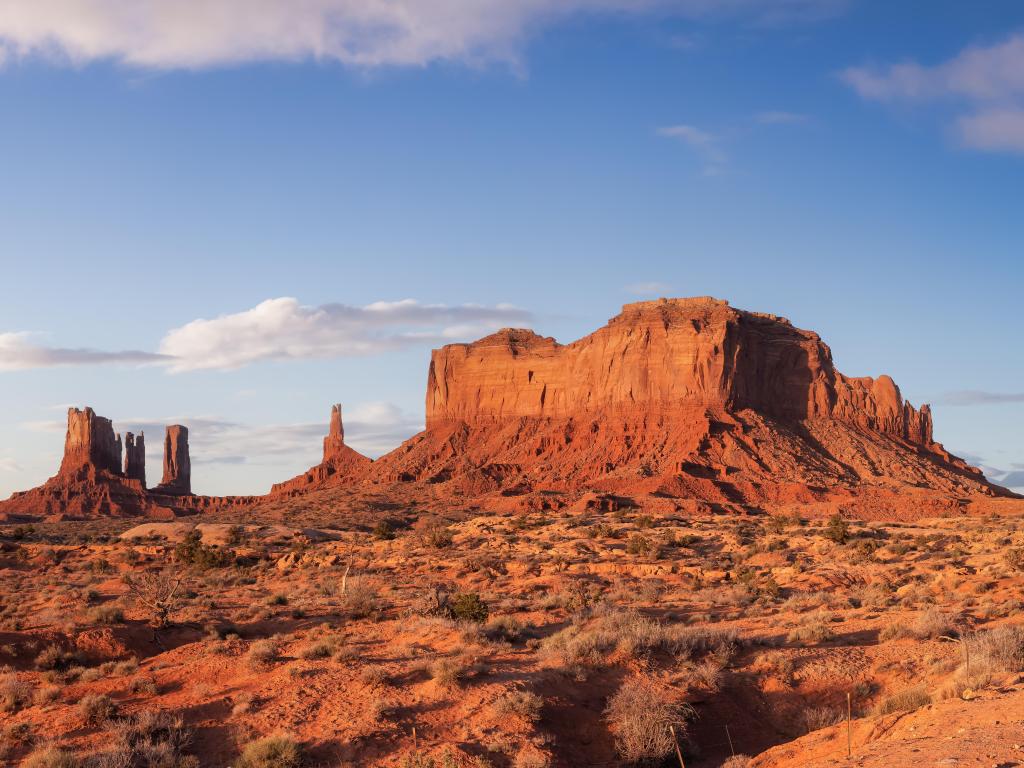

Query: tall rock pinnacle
left=323, top=403, right=346, bottom=463
left=159, top=425, right=191, bottom=495
left=124, top=431, right=146, bottom=486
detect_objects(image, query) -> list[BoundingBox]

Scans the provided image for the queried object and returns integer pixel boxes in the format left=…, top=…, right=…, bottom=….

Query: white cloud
left=842, top=33, right=1024, bottom=154
left=657, top=124, right=727, bottom=175
left=0, top=458, right=21, bottom=473
left=626, top=281, right=672, bottom=295
left=158, top=297, right=531, bottom=372
left=0, top=331, right=167, bottom=371
left=0, top=297, right=531, bottom=373
left=0, top=0, right=847, bottom=71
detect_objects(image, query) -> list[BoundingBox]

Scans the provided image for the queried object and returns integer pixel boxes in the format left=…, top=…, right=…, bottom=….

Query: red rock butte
left=370, top=297, right=1012, bottom=517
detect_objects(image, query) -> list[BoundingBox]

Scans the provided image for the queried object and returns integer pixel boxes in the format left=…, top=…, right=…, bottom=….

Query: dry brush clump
left=604, top=675, right=693, bottom=766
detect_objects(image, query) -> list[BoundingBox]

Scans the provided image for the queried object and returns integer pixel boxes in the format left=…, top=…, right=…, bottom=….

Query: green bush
left=450, top=593, right=489, bottom=623
left=175, top=530, right=235, bottom=569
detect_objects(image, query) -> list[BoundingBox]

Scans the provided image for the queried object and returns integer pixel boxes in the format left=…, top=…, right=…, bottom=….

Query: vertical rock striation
left=124, top=431, right=146, bottom=486
left=58, top=407, right=123, bottom=478
left=159, top=425, right=191, bottom=495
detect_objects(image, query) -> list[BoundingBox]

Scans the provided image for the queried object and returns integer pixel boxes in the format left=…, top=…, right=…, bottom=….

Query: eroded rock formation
left=373, top=297, right=1011, bottom=514
left=158, top=426, right=191, bottom=495
left=0, top=410, right=256, bottom=521
left=58, top=407, right=123, bottom=479
left=124, top=432, right=146, bottom=486
left=269, top=404, right=371, bottom=497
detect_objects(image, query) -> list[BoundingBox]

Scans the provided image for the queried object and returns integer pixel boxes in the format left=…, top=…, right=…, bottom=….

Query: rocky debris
left=123, top=431, right=146, bottom=486
left=157, top=425, right=191, bottom=495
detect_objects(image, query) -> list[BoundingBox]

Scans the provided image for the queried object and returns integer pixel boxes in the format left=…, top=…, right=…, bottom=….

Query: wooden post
left=412, top=725, right=418, bottom=750
left=846, top=692, right=852, bottom=758
left=725, top=723, right=735, bottom=757
left=669, top=724, right=686, bottom=768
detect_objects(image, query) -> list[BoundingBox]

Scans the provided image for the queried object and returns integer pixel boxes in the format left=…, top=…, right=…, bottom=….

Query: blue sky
left=0, top=0, right=1022, bottom=496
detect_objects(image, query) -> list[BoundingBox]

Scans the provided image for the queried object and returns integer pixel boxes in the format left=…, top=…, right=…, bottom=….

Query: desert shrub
left=103, top=709, right=194, bottom=768
left=604, top=676, right=692, bottom=766
left=823, top=515, right=850, bottom=544
left=940, top=623, right=1024, bottom=700
left=1004, top=548, right=1024, bottom=572
left=20, top=746, right=80, bottom=768
left=720, top=757, right=752, bottom=768
left=0, top=671, right=31, bottom=713
left=372, top=521, right=395, bottom=541
left=430, top=658, right=469, bottom=688
left=246, top=640, right=279, bottom=670
left=871, top=685, right=931, bottom=717
left=341, top=577, right=379, bottom=619
left=424, top=525, right=454, bottom=549
left=88, top=604, right=125, bottom=625
left=79, top=693, right=116, bottom=724
left=787, top=610, right=833, bottom=645
left=799, top=706, right=843, bottom=733
left=485, top=615, right=522, bottom=642
left=235, top=734, right=302, bottom=768
left=359, top=666, right=388, bottom=686
left=450, top=593, right=489, bottom=624
left=881, top=608, right=958, bottom=642
left=128, top=676, right=159, bottom=695
left=492, top=690, right=543, bottom=722
left=625, top=535, right=658, bottom=557
left=174, top=530, right=234, bottom=569
left=34, top=684, right=61, bottom=706
left=266, top=594, right=288, bottom=606
left=35, top=645, right=78, bottom=671
left=300, top=637, right=342, bottom=660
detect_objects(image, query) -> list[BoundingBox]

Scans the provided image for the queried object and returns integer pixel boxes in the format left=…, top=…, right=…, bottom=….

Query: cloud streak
left=0, top=1, right=847, bottom=72
left=842, top=33, right=1024, bottom=154
left=658, top=124, right=727, bottom=175
left=938, top=390, right=1024, bottom=406
left=0, top=332, right=168, bottom=371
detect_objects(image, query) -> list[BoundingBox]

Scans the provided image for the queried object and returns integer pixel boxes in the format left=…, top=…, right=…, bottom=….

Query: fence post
left=669, top=724, right=686, bottom=768
left=846, top=692, right=852, bottom=758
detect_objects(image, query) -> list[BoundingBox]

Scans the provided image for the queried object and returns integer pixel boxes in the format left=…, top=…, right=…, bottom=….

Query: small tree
left=823, top=514, right=850, bottom=544
left=124, top=571, right=184, bottom=629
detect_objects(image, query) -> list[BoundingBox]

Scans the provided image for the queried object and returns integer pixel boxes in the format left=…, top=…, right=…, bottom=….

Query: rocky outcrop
left=0, top=409, right=257, bottom=521
left=158, top=426, right=191, bottom=495
left=375, top=297, right=1012, bottom=512
left=426, top=298, right=935, bottom=445
left=269, top=404, right=372, bottom=497
left=124, top=432, right=146, bottom=486
left=58, top=407, right=123, bottom=479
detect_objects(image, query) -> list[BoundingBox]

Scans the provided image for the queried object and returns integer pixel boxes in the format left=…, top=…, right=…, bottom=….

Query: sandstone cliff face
left=158, top=426, right=191, bottom=495
left=58, top=407, right=123, bottom=479
left=426, top=298, right=933, bottom=446
left=375, top=297, right=1007, bottom=511
left=124, top=432, right=146, bottom=486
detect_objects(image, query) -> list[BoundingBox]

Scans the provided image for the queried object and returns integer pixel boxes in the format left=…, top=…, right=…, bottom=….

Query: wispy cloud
left=842, top=32, right=1024, bottom=154
left=158, top=298, right=531, bottom=372
left=626, top=282, right=673, bottom=296
left=0, top=1, right=847, bottom=72
left=0, top=458, right=21, bottom=473
left=937, top=390, right=1024, bottom=406
left=658, top=124, right=727, bottom=175
left=0, top=332, right=168, bottom=371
